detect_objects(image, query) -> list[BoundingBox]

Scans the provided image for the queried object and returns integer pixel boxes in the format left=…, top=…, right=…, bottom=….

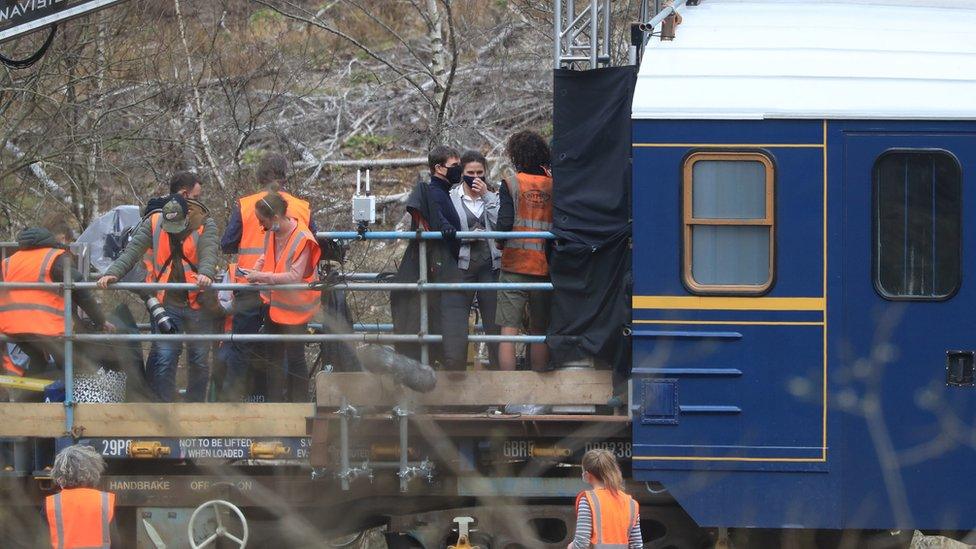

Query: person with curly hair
left=45, top=445, right=120, bottom=548
left=496, top=130, right=554, bottom=371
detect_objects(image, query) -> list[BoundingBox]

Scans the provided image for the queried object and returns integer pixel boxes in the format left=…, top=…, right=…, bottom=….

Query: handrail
left=0, top=333, right=546, bottom=343
left=640, top=0, right=689, bottom=47
left=317, top=230, right=554, bottom=240
left=0, top=282, right=554, bottom=291
left=1, top=231, right=555, bottom=245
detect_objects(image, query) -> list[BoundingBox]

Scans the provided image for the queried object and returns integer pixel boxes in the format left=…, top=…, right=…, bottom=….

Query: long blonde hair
left=581, top=449, right=624, bottom=495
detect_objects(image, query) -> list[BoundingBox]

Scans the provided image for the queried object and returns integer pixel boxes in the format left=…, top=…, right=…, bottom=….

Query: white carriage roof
left=633, top=0, right=976, bottom=120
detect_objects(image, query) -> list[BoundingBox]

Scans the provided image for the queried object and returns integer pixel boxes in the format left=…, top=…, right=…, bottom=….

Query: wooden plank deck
left=0, top=370, right=616, bottom=437
left=315, top=369, right=614, bottom=407
left=0, top=403, right=312, bottom=438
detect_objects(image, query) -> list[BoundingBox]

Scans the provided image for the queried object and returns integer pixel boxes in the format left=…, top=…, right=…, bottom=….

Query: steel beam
left=0, top=0, right=131, bottom=44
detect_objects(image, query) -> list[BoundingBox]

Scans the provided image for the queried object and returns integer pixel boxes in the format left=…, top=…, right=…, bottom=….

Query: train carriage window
left=874, top=151, right=961, bottom=299
left=683, top=152, right=775, bottom=294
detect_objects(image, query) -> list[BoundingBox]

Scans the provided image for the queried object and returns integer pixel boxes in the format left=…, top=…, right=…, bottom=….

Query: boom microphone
left=356, top=345, right=436, bottom=393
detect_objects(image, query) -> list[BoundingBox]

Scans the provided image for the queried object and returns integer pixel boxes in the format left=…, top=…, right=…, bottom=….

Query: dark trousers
left=220, top=293, right=266, bottom=401
left=440, top=243, right=500, bottom=370
left=266, top=320, right=309, bottom=402
left=16, top=340, right=64, bottom=374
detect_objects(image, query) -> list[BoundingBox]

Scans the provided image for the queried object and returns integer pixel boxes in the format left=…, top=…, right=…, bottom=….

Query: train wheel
left=384, top=532, right=427, bottom=549
left=640, top=507, right=712, bottom=549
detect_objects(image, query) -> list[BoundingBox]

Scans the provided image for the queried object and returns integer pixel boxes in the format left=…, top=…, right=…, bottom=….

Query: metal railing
left=0, top=231, right=555, bottom=436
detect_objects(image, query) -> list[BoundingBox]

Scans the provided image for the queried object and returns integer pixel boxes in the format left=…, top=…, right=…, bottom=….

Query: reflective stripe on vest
left=501, top=173, right=553, bottom=277
left=0, top=248, right=67, bottom=336
left=238, top=191, right=311, bottom=270
left=265, top=223, right=321, bottom=325
left=584, top=489, right=637, bottom=549
left=504, top=240, right=545, bottom=251
left=148, top=213, right=203, bottom=308
left=47, top=489, right=113, bottom=549
left=53, top=493, right=63, bottom=549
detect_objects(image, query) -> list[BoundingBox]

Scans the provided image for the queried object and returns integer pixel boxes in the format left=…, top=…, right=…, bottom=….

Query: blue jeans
left=220, top=293, right=266, bottom=401
left=147, top=304, right=210, bottom=402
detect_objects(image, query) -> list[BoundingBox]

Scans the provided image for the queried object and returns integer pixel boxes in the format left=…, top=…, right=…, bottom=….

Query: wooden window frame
left=683, top=151, right=775, bottom=295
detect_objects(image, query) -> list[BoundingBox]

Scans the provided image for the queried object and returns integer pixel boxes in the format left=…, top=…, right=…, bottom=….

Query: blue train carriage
left=629, top=0, right=976, bottom=533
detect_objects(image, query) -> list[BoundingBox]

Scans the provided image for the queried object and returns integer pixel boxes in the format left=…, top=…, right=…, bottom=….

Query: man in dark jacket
left=424, top=146, right=475, bottom=369
left=391, top=174, right=462, bottom=366
left=426, top=145, right=462, bottom=253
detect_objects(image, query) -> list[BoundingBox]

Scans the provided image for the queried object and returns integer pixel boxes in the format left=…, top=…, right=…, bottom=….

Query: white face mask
left=581, top=471, right=588, bottom=483
left=271, top=221, right=281, bottom=232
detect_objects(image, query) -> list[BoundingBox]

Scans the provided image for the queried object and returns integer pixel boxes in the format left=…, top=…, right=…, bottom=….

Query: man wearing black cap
left=98, top=172, right=218, bottom=402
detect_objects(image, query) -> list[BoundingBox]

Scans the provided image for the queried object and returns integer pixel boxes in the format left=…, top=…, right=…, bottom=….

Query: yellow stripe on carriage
left=633, top=319, right=824, bottom=326
left=633, top=142, right=825, bottom=149
left=634, top=455, right=827, bottom=463
left=632, top=296, right=825, bottom=311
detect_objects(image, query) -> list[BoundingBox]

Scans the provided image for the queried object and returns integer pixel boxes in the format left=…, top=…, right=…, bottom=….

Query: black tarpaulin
left=547, top=66, right=636, bottom=379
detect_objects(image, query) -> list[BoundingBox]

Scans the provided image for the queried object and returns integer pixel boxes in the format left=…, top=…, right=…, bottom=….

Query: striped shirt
left=572, top=496, right=644, bottom=548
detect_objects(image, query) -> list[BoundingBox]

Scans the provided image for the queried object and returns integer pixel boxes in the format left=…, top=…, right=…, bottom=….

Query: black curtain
left=547, top=66, right=636, bottom=379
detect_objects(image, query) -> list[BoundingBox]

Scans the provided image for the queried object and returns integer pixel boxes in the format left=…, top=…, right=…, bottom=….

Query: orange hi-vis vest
left=575, top=489, right=639, bottom=549
left=0, top=247, right=68, bottom=336
left=263, top=222, right=321, bottom=325
left=45, top=488, right=115, bottom=549
left=147, top=213, right=203, bottom=308
left=238, top=191, right=311, bottom=271
left=2, top=348, right=24, bottom=376
left=501, top=172, right=553, bottom=277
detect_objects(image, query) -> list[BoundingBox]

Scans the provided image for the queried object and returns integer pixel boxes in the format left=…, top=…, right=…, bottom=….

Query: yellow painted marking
left=822, top=119, right=829, bottom=460
left=634, top=320, right=823, bottom=326
left=634, top=456, right=826, bottom=463
left=0, top=375, right=50, bottom=392
left=633, top=143, right=825, bottom=149
left=632, top=296, right=825, bottom=311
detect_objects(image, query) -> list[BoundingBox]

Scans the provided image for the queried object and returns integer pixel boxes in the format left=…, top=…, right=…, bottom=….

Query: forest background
left=0, top=0, right=644, bottom=320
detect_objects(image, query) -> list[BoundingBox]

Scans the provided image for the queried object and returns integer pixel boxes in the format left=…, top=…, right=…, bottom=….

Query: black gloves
left=440, top=225, right=457, bottom=240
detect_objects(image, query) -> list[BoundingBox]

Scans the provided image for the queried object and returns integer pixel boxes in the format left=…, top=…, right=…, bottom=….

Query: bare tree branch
left=174, top=0, right=227, bottom=195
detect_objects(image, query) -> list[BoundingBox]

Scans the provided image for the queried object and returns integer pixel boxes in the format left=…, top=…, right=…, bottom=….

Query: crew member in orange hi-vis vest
left=495, top=130, right=554, bottom=372
left=220, top=153, right=317, bottom=402
left=98, top=172, right=218, bottom=403
left=245, top=191, right=321, bottom=403
left=46, top=445, right=118, bottom=548
left=570, top=449, right=644, bottom=549
left=0, top=221, right=111, bottom=376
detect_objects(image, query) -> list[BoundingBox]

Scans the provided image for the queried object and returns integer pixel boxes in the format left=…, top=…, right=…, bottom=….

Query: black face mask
left=445, top=165, right=463, bottom=185
left=462, top=175, right=480, bottom=187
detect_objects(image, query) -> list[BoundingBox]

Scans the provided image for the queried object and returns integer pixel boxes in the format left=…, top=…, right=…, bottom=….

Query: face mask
left=271, top=221, right=281, bottom=232
left=581, top=471, right=588, bottom=483
left=462, top=175, right=480, bottom=188
left=446, top=165, right=463, bottom=185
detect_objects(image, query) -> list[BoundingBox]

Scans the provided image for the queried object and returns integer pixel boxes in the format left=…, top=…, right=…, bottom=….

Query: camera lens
left=145, top=296, right=176, bottom=334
